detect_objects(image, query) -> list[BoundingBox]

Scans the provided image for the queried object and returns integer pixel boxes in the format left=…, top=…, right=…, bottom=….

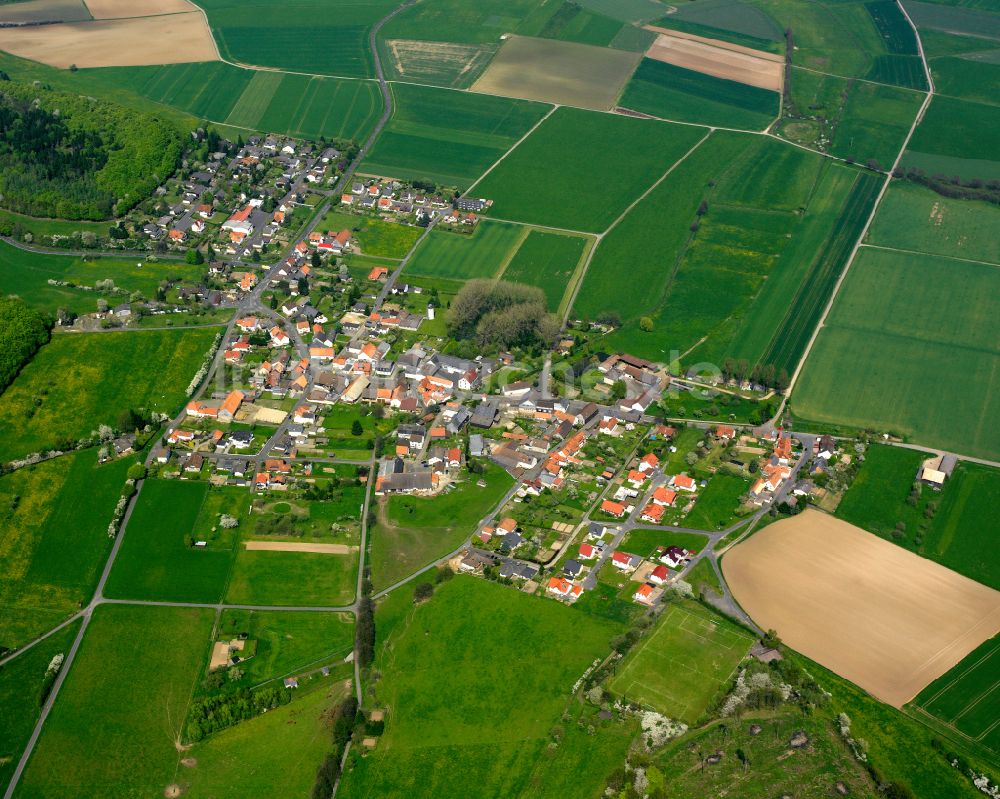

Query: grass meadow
left=225, top=548, right=358, bottom=606
left=914, top=634, right=1000, bottom=753
left=683, top=474, right=752, bottom=531
left=103, top=480, right=234, bottom=603
left=338, top=576, right=625, bottom=799
left=476, top=107, right=707, bottom=233
left=620, top=58, right=780, bottom=130
left=837, top=445, right=1000, bottom=590
left=182, top=678, right=354, bottom=798
left=0, top=327, right=218, bottom=460
left=792, top=248, right=1000, bottom=461
left=609, top=601, right=753, bottom=723
left=319, top=210, right=422, bottom=259
left=361, top=82, right=550, bottom=187
left=0, top=619, right=81, bottom=794
left=867, top=180, right=1000, bottom=264
left=16, top=604, right=214, bottom=799
left=828, top=81, right=924, bottom=169
left=499, top=229, right=589, bottom=311
left=0, top=241, right=202, bottom=315
left=787, top=649, right=990, bottom=798
left=370, top=463, right=513, bottom=591
left=403, top=220, right=524, bottom=281
left=0, top=450, right=132, bottom=648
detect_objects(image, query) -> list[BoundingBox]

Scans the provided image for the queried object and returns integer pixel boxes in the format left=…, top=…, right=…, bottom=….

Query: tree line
left=0, top=77, right=182, bottom=220
left=448, top=279, right=560, bottom=349
left=0, top=296, right=49, bottom=392
left=185, top=684, right=292, bottom=742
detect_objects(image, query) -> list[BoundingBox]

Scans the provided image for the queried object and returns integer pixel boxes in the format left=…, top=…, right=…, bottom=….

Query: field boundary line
left=953, top=680, right=1000, bottom=728
left=558, top=234, right=598, bottom=318
left=860, top=243, right=1000, bottom=269
left=918, top=641, right=1000, bottom=706
left=492, top=225, right=531, bottom=280
left=790, top=64, right=927, bottom=94
left=560, top=130, right=712, bottom=325
left=781, top=0, right=935, bottom=403
left=463, top=104, right=559, bottom=195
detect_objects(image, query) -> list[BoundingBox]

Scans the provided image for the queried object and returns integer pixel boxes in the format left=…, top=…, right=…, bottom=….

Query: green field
left=469, top=34, right=641, bottom=110
left=620, top=58, right=780, bottom=130
left=655, top=0, right=783, bottom=48
left=0, top=241, right=201, bottom=315
left=837, top=445, right=1000, bottom=590
left=746, top=169, right=881, bottom=376
left=318, top=210, right=422, bottom=259
left=0, top=208, right=109, bottom=242
left=0, top=620, right=81, bottom=794
left=103, top=480, right=234, bottom=603
left=0, top=450, right=131, bottom=648
left=793, top=248, right=1000, bottom=460
left=476, top=107, right=707, bottom=233
left=914, top=635, right=1000, bottom=753
left=904, top=96, right=1000, bottom=181
left=182, top=679, right=354, bottom=798
left=610, top=601, right=753, bottom=723
left=752, top=0, right=892, bottom=79
left=338, top=576, right=625, bottom=799
left=380, top=0, right=566, bottom=43
left=0, top=0, right=90, bottom=23
left=361, top=82, right=550, bottom=187
left=864, top=0, right=928, bottom=88
left=15, top=604, right=214, bottom=799
left=197, top=0, right=398, bottom=77
left=500, top=229, right=589, bottom=311
left=403, top=220, right=525, bottom=281
left=77, top=62, right=382, bottom=143
left=867, top=180, right=1000, bottom=264
left=0, top=327, right=218, bottom=460
left=371, top=463, right=513, bottom=591
left=576, top=133, right=870, bottom=371
left=683, top=474, right=752, bottom=531
left=537, top=0, right=632, bottom=48
left=225, top=548, right=358, bottom=606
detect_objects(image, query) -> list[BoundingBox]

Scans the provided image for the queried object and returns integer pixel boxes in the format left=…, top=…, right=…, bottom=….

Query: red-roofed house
left=601, top=500, right=626, bottom=518
left=670, top=474, right=697, bottom=492
left=649, top=564, right=670, bottom=585
left=578, top=542, right=596, bottom=560
left=639, top=453, right=659, bottom=473
left=652, top=486, right=677, bottom=507
left=633, top=583, right=655, bottom=605
left=640, top=503, right=664, bottom=524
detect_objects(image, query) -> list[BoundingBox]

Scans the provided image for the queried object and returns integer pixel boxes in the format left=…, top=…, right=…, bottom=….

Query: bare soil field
left=0, top=11, right=217, bottom=68
left=471, top=34, right=641, bottom=110
left=723, top=509, right=1000, bottom=707
left=244, top=541, right=354, bottom=554
left=643, top=26, right=783, bottom=91
left=0, top=0, right=90, bottom=23
left=84, top=0, right=199, bottom=18
left=385, top=39, right=495, bottom=88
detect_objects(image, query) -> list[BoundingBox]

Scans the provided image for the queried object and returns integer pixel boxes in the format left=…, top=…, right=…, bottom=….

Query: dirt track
left=244, top=541, right=354, bottom=554
left=722, top=509, right=1000, bottom=707
left=643, top=27, right=783, bottom=92
left=0, top=11, right=217, bottom=68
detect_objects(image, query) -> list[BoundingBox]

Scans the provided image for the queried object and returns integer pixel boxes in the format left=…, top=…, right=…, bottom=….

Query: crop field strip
left=914, top=636, right=1000, bottom=752
left=361, top=82, right=551, bottom=188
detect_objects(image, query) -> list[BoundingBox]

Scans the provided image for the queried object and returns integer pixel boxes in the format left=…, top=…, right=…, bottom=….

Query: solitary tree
left=351, top=419, right=364, bottom=436
left=639, top=316, right=654, bottom=332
